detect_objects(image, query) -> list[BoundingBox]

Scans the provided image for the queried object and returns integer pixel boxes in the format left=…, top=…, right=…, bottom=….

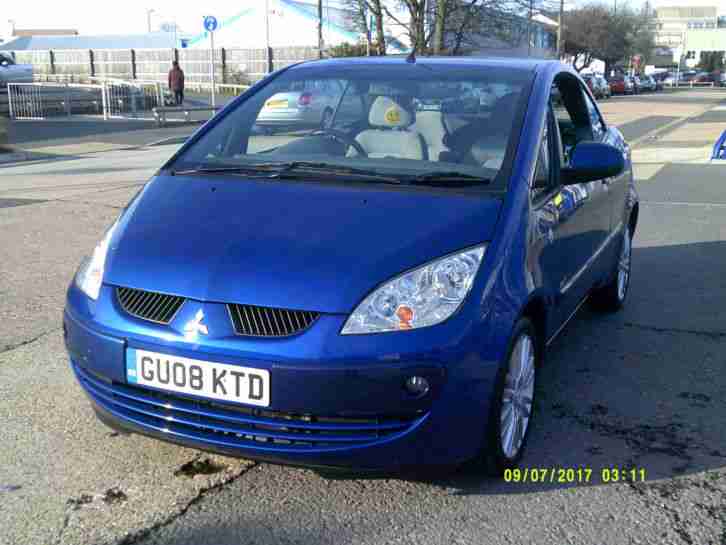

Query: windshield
left=170, top=62, right=533, bottom=188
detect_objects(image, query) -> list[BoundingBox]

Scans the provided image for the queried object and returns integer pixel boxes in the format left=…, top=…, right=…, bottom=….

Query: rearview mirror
left=562, top=142, right=625, bottom=185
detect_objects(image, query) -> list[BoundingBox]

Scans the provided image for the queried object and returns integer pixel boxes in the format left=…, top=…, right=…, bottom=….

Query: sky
left=3, top=0, right=668, bottom=38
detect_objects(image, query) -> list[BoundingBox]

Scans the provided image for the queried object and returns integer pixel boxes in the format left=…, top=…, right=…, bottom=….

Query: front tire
left=478, top=318, right=539, bottom=475
left=591, top=226, right=632, bottom=312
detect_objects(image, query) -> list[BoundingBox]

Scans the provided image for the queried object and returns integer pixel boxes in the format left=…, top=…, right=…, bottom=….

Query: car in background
left=595, top=75, right=612, bottom=98
left=681, top=71, right=698, bottom=83
left=638, top=76, right=657, bottom=92
left=582, top=74, right=610, bottom=99
left=720, top=73, right=726, bottom=87
left=623, top=76, right=636, bottom=94
left=64, top=57, right=637, bottom=474
left=693, top=72, right=716, bottom=84
left=255, top=78, right=344, bottom=132
left=0, top=53, right=33, bottom=88
left=663, top=71, right=694, bottom=86
left=662, top=74, right=676, bottom=86
left=608, top=76, right=628, bottom=95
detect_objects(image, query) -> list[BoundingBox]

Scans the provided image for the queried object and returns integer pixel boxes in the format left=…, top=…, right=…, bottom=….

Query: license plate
left=265, top=99, right=288, bottom=109
left=126, top=348, right=270, bottom=407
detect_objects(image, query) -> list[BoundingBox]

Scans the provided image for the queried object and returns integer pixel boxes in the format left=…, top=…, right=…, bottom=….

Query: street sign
left=204, top=16, right=218, bottom=32
left=180, top=38, right=189, bottom=49
left=203, top=16, right=218, bottom=108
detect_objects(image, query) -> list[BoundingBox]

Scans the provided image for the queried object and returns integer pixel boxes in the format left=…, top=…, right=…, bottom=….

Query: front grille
left=227, top=304, right=319, bottom=337
left=73, top=363, right=425, bottom=451
left=116, top=287, right=184, bottom=324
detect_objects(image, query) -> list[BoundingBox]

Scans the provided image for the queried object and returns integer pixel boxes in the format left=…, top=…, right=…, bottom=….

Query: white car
left=0, top=53, right=33, bottom=87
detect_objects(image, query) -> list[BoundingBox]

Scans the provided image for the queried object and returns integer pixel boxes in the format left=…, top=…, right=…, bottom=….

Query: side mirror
left=562, top=142, right=625, bottom=185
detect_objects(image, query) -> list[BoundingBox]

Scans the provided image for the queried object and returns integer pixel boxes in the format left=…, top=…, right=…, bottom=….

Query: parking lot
left=1, top=89, right=725, bottom=545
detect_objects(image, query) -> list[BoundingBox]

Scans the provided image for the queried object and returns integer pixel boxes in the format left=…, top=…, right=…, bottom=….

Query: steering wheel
left=310, top=128, right=368, bottom=157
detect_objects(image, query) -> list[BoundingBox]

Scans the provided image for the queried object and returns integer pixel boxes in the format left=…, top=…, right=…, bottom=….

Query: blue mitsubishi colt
left=64, top=57, right=638, bottom=474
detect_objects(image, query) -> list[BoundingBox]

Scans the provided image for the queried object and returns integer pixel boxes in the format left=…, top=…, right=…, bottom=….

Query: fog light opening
left=405, top=376, right=430, bottom=397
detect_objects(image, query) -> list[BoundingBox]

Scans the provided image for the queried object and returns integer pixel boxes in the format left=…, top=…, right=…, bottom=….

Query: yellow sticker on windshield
left=554, top=193, right=563, bottom=206
left=384, top=107, right=401, bottom=124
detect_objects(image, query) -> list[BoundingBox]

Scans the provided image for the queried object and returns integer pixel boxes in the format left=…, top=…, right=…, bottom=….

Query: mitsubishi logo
left=183, top=309, right=209, bottom=336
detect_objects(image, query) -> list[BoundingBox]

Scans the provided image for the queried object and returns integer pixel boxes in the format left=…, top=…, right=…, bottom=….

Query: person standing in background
left=168, top=61, right=185, bottom=105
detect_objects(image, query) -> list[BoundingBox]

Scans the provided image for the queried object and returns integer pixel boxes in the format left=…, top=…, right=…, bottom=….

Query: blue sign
left=180, top=38, right=190, bottom=49
left=203, top=16, right=218, bottom=32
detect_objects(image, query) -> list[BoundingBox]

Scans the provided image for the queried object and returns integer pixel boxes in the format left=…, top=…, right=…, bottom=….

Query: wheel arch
left=629, top=201, right=639, bottom=235
left=518, top=295, right=548, bottom=364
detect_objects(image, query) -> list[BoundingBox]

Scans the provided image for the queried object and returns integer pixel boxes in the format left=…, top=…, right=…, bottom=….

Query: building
left=652, top=1, right=726, bottom=68
left=12, top=28, right=79, bottom=37
left=181, top=0, right=407, bottom=52
left=1, top=22, right=79, bottom=45
left=454, top=13, right=557, bottom=58
left=0, top=33, right=181, bottom=51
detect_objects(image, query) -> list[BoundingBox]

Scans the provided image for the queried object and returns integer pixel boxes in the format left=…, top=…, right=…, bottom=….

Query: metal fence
left=7, top=82, right=103, bottom=119
left=9, top=46, right=320, bottom=85
left=100, top=79, right=165, bottom=119
left=7, top=80, right=166, bottom=120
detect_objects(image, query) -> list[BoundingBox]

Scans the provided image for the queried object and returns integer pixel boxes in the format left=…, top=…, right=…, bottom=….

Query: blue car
left=64, top=57, right=638, bottom=474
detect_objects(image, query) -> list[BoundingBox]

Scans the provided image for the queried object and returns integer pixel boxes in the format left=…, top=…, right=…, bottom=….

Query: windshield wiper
left=171, top=162, right=402, bottom=183
left=405, top=171, right=492, bottom=186
left=170, top=164, right=285, bottom=177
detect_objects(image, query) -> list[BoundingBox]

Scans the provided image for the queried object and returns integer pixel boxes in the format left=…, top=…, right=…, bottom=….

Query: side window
left=533, top=112, right=554, bottom=193
left=582, top=90, right=605, bottom=140
left=551, top=77, right=595, bottom=165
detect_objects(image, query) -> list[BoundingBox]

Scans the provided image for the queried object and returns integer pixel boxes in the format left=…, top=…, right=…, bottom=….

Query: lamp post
left=265, top=0, right=271, bottom=50
left=557, top=0, right=565, bottom=59
left=146, top=9, right=155, bottom=33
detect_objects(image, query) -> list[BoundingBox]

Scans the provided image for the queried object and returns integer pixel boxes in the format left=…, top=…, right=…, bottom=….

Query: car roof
left=289, top=55, right=561, bottom=74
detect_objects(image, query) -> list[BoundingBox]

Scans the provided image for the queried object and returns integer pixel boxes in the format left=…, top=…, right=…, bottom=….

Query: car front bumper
left=64, top=284, right=502, bottom=470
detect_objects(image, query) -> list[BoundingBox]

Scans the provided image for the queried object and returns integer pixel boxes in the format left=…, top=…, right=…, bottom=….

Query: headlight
left=74, top=219, right=119, bottom=300
left=341, top=245, right=486, bottom=334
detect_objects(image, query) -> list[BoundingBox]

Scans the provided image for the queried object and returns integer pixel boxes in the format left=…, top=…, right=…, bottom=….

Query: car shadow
left=319, top=240, right=726, bottom=495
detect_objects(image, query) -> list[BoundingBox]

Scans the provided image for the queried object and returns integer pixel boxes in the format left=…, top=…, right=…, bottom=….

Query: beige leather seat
left=412, top=110, right=449, bottom=161
left=348, top=96, right=425, bottom=160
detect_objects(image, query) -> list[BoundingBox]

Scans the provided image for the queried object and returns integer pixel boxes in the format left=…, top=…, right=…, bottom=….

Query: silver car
left=0, top=53, right=33, bottom=87
left=255, top=78, right=343, bottom=131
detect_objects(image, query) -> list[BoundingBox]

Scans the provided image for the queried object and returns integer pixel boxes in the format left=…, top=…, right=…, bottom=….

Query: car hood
left=105, top=175, right=502, bottom=313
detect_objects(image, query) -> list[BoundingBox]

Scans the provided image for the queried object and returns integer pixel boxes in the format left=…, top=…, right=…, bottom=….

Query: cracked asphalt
left=1, top=90, right=725, bottom=545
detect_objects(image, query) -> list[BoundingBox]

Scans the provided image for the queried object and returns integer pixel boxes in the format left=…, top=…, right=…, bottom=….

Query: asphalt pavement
left=0, top=89, right=725, bottom=545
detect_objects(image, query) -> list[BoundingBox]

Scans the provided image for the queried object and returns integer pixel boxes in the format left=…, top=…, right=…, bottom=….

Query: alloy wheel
left=500, top=333, right=536, bottom=459
left=617, top=229, right=632, bottom=301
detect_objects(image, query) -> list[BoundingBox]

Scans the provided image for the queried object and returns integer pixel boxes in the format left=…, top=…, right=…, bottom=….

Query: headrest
left=368, top=96, right=413, bottom=129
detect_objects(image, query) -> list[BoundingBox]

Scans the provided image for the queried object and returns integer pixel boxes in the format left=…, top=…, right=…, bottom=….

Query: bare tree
left=342, top=0, right=373, bottom=52
left=340, top=0, right=560, bottom=57
left=365, top=0, right=387, bottom=54
left=564, top=3, right=655, bottom=74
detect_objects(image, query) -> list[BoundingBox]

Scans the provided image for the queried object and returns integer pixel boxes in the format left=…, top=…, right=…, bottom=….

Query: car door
left=531, top=104, right=572, bottom=340
left=549, top=75, right=613, bottom=323
left=583, top=88, right=626, bottom=269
